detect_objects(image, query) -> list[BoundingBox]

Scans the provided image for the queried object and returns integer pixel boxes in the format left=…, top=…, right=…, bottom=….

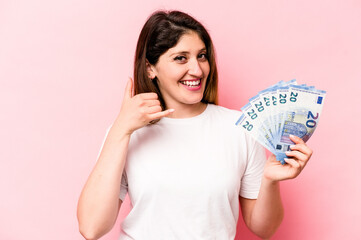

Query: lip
left=179, top=78, right=202, bottom=91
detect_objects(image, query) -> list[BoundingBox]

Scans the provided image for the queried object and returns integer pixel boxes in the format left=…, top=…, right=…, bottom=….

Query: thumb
left=124, top=77, right=134, bottom=100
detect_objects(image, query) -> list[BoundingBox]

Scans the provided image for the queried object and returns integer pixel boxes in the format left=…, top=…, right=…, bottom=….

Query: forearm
left=77, top=126, right=130, bottom=239
left=249, top=177, right=284, bottom=238
left=245, top=136, right=312, bottom=238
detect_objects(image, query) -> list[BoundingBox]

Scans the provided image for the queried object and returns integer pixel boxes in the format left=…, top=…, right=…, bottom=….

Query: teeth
left=181, top=80, right=201, bottom=87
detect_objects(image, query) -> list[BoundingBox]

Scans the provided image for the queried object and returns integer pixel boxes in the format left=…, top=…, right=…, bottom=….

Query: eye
left=174, top=56, right=187, bottom=62
left=198, top=53, right=208, bottom=60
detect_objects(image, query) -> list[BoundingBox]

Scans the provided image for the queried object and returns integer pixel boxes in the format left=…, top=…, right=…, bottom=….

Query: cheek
left=202, top=62, right=210, bottom=77
left=158, top=65, right=185, bottom=81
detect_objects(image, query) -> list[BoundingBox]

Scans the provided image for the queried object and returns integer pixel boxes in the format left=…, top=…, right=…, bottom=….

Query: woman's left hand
left=263, top=134, right=313, bottom=182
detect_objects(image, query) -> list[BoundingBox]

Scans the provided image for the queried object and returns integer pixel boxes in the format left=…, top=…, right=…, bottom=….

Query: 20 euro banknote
left=236, top=80, right=326, bottom=164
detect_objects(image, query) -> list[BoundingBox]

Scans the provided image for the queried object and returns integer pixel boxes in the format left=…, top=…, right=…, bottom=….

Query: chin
left=184, top=97, right=204, bottom=105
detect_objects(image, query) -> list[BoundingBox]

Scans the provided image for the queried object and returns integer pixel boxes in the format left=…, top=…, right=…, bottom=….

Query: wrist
left=108, top=124, right=132, bottom=142
left=262, top=175, right=280, bottom=186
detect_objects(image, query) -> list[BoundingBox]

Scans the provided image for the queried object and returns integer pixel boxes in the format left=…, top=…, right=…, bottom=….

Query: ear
left=146, top=59, right=156, bottom=80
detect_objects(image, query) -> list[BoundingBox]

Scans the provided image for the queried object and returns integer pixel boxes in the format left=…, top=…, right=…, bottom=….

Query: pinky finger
left=146, top=105, right=162, bottom=114
left=284, top=158, right=301, bottom=168
left=149, top=109, right=175, bottom=120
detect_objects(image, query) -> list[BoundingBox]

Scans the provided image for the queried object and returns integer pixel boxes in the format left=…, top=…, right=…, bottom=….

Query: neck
left=165, top=102, right=207, bottom=119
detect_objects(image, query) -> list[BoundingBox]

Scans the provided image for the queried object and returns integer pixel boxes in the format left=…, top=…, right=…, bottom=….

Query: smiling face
left=148, top=31, right=210, bottom=111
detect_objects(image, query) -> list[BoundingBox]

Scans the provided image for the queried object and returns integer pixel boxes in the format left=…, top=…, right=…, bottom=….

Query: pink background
left=1, top=0, right=360, bottom=239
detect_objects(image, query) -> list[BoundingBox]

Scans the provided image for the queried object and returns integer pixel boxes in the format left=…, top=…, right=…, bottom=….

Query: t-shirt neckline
left=159, top=104, right=212, bottom=124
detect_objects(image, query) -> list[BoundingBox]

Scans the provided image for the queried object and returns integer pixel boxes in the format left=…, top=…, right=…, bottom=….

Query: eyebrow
left=169, top=48, right=207, bottom=57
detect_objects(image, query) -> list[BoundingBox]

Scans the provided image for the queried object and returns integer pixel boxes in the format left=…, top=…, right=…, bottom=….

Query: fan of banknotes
left=235, top=79, right=326, bottom=164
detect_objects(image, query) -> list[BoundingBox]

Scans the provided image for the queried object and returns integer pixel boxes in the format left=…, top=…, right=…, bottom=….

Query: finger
left=289, top=134, right=305, bottom=145
left=285, top=151, right=309, bottom=164
left=137, top=92, right=159, bottom=100
left=284, top=158, right=301, bottom=169
left=145, top=105, right=162, bottom=114
left=144, top=99, right=161, bottom=107
left=124, top=77, right=134, bottom=100
left=149, top=108, right=175, bottom=120
left=289, top=144, right=313, bottom=157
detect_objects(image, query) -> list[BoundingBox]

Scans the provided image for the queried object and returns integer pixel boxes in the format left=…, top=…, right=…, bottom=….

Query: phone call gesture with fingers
left=113, top=77, right=174, bottom=136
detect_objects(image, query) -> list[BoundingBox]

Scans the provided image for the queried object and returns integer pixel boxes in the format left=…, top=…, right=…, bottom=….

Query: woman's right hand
left=112, top=77, right=174, bottom=136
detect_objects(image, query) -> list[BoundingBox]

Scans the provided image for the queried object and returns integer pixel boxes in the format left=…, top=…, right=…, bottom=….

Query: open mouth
left=179, top=79, right=201, bottom=88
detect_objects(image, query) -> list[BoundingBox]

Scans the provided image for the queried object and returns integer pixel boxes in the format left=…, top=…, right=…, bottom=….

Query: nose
left=188, top=58, right=203, bottom=77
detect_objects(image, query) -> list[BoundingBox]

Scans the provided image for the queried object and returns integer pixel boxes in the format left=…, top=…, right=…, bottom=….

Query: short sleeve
left=239, top=139, right=267, bottom=199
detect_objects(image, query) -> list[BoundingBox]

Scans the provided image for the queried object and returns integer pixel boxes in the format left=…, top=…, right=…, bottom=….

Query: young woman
left=77, top=10, right=312, bottom=240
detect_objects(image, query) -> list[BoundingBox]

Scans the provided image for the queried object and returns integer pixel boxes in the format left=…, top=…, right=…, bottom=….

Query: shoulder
left=206, top=104, right=243, bottom=124
left=205, top=104, right=242, bottom=134
left=207, top=104, right=240, bottom=114
left=207, top=104, right=258, bottom=145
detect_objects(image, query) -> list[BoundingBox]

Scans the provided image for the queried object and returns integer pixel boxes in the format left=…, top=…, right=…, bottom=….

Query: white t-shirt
left=101, top=104, right=266, bottom=240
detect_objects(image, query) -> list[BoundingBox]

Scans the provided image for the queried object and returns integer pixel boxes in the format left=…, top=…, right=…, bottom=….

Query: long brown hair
left=133, top=10, right=218, bottom=111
